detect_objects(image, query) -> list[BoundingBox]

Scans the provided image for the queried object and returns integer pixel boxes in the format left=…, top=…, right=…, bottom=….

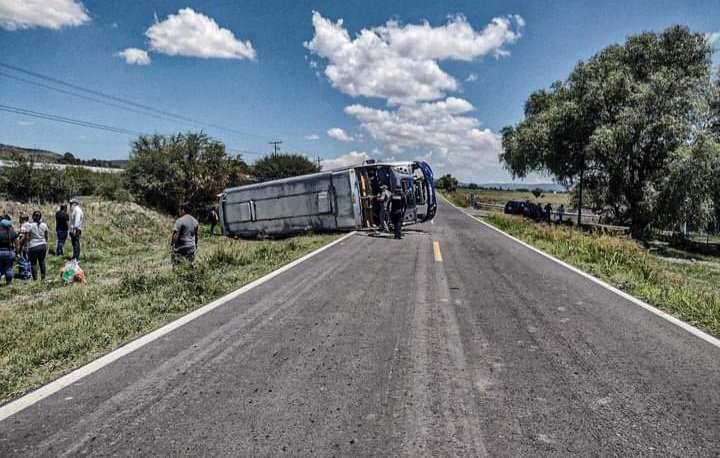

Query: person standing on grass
left=171, top=202, right=199, bottom=264
left=24, top=211, right=48, bottom=281
left=544, top=203, right=553, bottom=223
left=17, top=213, right=32, bottom=280
left=558, top=204, right=565, bottom=223
left=69, top=198, right=84, bottom=261
left=209, top=206, right=220, bottom=236
left=389, top=186, right=407, bottom=240
left=0, top=218, right=18, bottom=286
left=55, top=204, right=69, bottom=256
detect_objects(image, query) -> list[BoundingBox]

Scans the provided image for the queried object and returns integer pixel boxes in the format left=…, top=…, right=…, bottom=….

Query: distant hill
left=0, top=143, right=127, bottom=169
left=0, top=144, right=62, bottom=162
left=478, top=182, right=568, bottom=192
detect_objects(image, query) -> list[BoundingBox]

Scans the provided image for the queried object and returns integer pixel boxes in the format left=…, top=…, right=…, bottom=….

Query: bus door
left=401, top=178, right=417, bottom=222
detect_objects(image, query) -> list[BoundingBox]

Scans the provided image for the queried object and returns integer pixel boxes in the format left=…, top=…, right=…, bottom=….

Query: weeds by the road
left=0, top=199, right=338, bottom=402
left=484, top=213, right=720, bottom=337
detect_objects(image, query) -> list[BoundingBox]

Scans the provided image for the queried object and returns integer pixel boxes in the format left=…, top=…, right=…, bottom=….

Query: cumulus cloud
left=305, top=134, right=320, bottom=140
left=327, top=127, right=354, bottom=142
left=115, top=48, right=151, bottom=65
left=708, top=32, right=720, bottom=45
left=345, top=97, right=503, bottom=181
left=305, top=11, right=523, bottom=104
left=465, top=73, right=478, bottom=82
left=321, top=151, right=370, bottom=170
left=0, top=0, right=90, bottom=30
left=146, top=8, right=256, bottom=60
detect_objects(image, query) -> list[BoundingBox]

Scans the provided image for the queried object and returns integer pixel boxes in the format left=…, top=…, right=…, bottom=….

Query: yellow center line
left=433, top=241, right=443, bottom=263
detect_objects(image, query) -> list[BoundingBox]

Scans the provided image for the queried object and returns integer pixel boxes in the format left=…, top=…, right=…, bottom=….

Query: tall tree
left=251, top=153, right=320, bottom=182
left=501, top=26, right=712, bottom=238
left=126, top=132, right=249, bottom=215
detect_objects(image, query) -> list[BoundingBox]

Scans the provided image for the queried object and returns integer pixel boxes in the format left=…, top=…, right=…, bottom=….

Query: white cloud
left=146, top=8, right=256, bottom=60
left=465, top=73, right=478, bottom=82
left=321, top=151, right=370, bottom=170
left=305, top=134, right=320, bottom=140
left=327, top=127, right=354, bottom=142
left=708, top=32, right=720, bottom=45
left=344, top=97, right=503, bottom=182
left=305, top=11, right=523, bottom=104
left=0, top=0, right=90, bottom=30
left=115, top=48, right=151, bottom=65
left=16, top=120, right=35, bottom=126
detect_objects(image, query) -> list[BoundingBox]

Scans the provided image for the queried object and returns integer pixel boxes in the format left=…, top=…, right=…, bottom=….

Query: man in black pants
left=389, top=186, right=407, bottom=240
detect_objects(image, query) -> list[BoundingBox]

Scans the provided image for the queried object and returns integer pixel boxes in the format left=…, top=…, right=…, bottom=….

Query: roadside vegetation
left=0, top=198, right=338, bottom=402
left=483, top=213, right=720, bottom=338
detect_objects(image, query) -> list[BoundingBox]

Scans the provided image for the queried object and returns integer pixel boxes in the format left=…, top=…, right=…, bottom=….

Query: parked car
left=504, top=200, right=526, bottom=215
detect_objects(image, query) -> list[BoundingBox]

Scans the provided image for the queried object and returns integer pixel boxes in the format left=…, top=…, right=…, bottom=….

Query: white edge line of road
left=440, top=195, right=720, bottom=350
left=0, top=231, right=358, bottom=422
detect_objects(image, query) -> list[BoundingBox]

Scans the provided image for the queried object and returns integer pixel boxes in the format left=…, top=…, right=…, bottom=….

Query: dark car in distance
left=504, top=200, right=527, bottom=215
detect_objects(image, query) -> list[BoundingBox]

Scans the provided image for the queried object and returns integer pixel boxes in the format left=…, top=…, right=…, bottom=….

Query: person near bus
left=376, top=184, right=391, bottom=232
left=171, top=202, right=199, bottom=264
left=389, top=186, right=407, bottom=240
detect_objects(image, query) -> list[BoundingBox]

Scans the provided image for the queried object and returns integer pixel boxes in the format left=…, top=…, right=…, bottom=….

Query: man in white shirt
left=69, top=198, right=85, bottom=261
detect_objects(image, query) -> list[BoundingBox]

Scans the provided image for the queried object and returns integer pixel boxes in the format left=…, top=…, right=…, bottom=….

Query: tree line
left=501, top=25, right=719, bottom=239
left=0, top=131, right=320, bottom=218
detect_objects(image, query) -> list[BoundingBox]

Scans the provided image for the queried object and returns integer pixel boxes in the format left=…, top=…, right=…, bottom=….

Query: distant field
left=445, top=188, right=572, bottom=208
left=0, top=199, right=338, bottom=402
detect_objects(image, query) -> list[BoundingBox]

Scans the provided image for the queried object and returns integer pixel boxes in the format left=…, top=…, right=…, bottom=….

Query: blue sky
left=1, top=0, right=719, bottom=183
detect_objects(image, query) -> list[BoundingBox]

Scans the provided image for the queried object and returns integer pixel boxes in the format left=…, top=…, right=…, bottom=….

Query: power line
left=1, top=103, right=266, bottom=159
left=0, top=104, right=142, bottom=136
left=0, top=71, right=199, bottom=127
left=0, top=60, right=276, bottom=142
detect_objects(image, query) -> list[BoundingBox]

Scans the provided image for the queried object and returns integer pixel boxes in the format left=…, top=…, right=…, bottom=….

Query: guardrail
left=467, top=201, right=629, bottom=234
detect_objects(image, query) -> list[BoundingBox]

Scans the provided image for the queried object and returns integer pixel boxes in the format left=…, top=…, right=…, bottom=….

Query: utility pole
left=316, top=156, right=321, bottom=169
left=269, top=141, right=282, bottom=154
left=577, top=152, right=585, bottom=228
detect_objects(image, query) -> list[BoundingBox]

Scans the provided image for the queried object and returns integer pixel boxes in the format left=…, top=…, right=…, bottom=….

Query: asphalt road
left=2, top=199, right=719, bottom=456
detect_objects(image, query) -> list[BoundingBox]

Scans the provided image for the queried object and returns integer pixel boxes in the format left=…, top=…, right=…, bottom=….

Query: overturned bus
left=219, top=160, right=437, bottom=237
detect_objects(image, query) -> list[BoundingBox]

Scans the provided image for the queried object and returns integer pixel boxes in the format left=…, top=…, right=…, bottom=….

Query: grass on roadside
left=484, top=213, right=720, bottom=337
left=0, top=199, right=339, bottom=402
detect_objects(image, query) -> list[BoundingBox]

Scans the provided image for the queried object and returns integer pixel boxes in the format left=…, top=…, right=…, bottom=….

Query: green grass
left=0, top=199, right=339, bottom=402
left=444, top=188, right=571, bottom=208
left=484, top=213, right=720, bottom=337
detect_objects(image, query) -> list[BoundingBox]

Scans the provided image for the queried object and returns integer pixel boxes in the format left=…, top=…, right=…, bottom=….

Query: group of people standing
left=375, top=184, right=407, bottom=240
left=0, top=198, right=84, bottom=286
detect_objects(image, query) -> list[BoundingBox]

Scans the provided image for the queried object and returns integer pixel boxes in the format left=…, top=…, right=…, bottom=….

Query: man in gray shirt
left=171, top=202, right=199, bottom=264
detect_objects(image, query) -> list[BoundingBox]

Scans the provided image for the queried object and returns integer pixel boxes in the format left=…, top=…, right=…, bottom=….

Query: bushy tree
left=126, top=132, right=249, bottom=215
left=251, top=153, right=320, bottom=182
left=435, top=174, right=458, bottom=191
left=501, top=26, right=712, bottom=238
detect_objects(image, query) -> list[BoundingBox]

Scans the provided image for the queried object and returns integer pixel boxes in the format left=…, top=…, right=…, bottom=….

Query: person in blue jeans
left=0, top=218, right=18, bottom=286
left=55, top=204, right=69, bottom=256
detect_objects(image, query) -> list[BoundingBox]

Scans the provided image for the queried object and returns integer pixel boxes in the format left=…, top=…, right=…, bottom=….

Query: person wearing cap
left=0, top=218, right=18, bottom=285
left=389, top=185, right=407, bottom=240
left=69, top=198, right=85, bottom=261
left=375, top=184, right=391, bottom=232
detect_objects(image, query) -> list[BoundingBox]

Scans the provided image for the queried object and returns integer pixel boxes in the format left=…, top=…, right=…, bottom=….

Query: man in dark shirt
left=389, top=186, right=407, bottom=240
left=0, top=218, right=18, bottom=285
left=55, top=204, right=69, bottom=256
